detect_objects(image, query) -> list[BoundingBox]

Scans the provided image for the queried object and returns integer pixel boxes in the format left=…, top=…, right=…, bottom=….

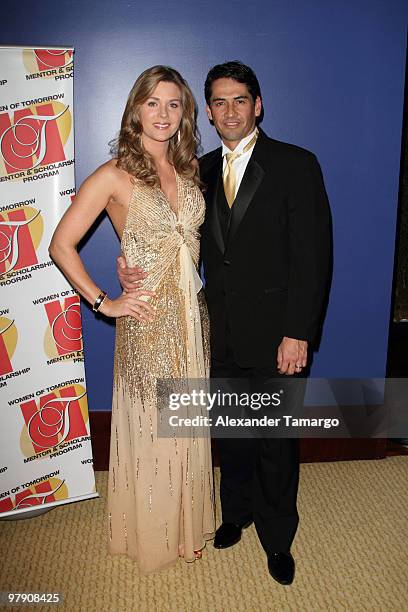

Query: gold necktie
left=223, top=131, right=258, bottom=207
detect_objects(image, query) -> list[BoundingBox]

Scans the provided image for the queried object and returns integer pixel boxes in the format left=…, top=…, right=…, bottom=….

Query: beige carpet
left=1, top=457, right=407, bottom=612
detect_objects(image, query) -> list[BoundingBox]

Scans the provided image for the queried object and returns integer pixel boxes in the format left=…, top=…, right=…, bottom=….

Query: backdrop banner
left=0, top=47, right=98, bottom=518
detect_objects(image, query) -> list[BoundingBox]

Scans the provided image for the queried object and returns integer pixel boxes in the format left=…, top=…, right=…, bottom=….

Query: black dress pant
left=211, top=339, right=304, bottom=554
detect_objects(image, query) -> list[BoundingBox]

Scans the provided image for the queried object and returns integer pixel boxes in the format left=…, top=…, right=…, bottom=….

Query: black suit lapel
left=226, top=156, right=265, bottom=248
left=203, top=154, right=225, bottom=254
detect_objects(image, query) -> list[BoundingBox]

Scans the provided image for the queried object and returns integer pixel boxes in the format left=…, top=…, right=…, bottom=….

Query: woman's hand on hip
left=99, top=289, right=156, bottom=321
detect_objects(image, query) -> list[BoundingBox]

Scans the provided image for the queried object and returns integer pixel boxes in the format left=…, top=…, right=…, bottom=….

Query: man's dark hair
left=204, top=61, right=262, bottom=105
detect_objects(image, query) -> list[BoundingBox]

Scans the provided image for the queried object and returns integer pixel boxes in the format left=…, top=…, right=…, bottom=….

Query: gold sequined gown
left=107, top=172, right=215, bottom=574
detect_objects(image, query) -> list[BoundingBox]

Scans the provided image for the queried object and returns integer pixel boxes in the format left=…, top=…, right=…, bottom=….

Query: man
left=118, top=61, right=331, bottom=584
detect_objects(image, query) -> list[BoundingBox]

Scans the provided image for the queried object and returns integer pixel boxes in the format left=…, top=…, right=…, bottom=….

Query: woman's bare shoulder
left=91, top=158, right=126, bottom=181
left=81, top=159, right=131, bottom=195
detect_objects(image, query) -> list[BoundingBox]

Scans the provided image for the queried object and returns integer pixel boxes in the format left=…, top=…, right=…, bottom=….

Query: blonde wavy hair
left=114, top=65, right=201, bottom=187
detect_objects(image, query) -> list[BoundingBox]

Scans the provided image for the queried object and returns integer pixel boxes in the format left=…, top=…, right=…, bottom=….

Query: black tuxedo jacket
left=199, top=128, right=331, bottom=367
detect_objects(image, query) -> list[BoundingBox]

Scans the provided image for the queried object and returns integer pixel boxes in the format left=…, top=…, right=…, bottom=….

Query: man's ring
left=295, top=364, right=302, bottom=369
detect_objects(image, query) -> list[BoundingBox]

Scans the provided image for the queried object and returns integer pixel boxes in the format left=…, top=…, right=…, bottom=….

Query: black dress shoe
left=267, top=552, right=295, bottom=585
left=213, top=519, right=253, bottom=549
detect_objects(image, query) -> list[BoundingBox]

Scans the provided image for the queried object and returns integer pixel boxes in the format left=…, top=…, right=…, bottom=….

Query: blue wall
left=3, top=0, right=407, bottom=409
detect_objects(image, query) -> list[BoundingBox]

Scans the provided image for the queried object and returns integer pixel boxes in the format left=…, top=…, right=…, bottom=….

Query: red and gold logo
left=44, top=296, right=83, bottom=358
left=0, top=316, right=17, bottom=375
left=0, top=101, right=72, bottom=178
left=20, top=383, right=88, bottom=455
left=23, top=49, right=73, bottom=77
left=0, top=477, right=67, bottom=513
left=0, top=206, right=44, bottom=275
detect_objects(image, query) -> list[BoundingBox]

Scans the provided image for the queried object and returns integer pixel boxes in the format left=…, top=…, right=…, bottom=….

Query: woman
left=49, top=66, right=215, bottom=574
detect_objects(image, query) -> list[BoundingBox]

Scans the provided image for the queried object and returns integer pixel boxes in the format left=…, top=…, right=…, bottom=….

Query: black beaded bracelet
left=92, top=290, right=107, bottom=312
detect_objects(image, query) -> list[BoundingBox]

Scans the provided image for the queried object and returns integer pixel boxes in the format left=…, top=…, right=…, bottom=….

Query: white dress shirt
left=222, top=127, right=258, bottom=201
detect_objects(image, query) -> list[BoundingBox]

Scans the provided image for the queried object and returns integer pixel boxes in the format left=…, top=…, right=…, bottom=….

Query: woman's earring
left=177, top=130, right=181, bottom=144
